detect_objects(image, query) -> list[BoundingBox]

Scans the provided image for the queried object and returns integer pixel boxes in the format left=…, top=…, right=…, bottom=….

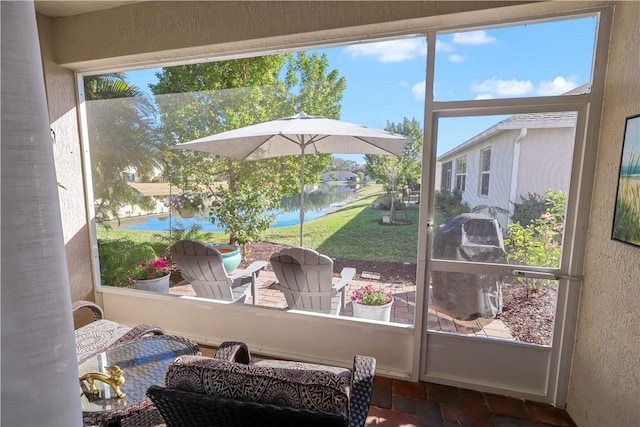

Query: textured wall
left=37, top=14, right=95, bottom=302
left=567, top=2, right=640, bottom=425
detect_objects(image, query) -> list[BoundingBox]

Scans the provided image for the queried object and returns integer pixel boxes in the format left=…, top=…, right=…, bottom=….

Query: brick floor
left=197, top=346, right=576, bottom=427
left=367, top=377, right=577, bottom=427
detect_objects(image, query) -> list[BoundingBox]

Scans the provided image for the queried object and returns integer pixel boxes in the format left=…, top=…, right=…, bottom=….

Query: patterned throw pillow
left=166, top=355, right=351, bottom=416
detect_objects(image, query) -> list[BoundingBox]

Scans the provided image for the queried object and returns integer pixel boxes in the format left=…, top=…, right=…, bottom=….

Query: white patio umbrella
left=173, top=112, right=412, bottom=246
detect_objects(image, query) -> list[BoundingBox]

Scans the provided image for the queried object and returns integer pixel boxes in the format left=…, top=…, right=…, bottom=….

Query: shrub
left=98, top=238, right=158, bottom=287
left=434, top=189, right=470, bottom=223
left=511, top=192, right=546, bottom=227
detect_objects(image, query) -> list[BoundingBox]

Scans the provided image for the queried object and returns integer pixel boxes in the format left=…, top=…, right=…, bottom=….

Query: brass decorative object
left=80, top=365, right=126, bottom=399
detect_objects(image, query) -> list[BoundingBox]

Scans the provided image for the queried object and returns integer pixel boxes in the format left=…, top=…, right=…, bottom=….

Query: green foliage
left=210, top=182, right=279, bottom=245
left=505, top=189, right=566, bottom=292
left=152, top=52, right=345, bottom=245
left=330, top=157, right=363, bottom=173
left=511, top=192, right=547, bottom=227
left=434, top=189, right=470, bottom=225
left=351, top=284, right=393, bottom=306
left=365, top=117, right=423, bottom=189
left=98, top=238, right=158, bottom=287
left=163, top=223, right=209, bottom=249
left=376, top=192, right=405, bottom=211
left=84, top=74, right=159, bottom=226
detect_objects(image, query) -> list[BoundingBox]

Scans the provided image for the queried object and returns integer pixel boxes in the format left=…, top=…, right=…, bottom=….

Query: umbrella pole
left=299, top=148, right=305, bottom=247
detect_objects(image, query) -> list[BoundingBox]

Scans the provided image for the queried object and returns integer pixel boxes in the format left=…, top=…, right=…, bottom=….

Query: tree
left=365, top=118, right=423, bottom=220
left=365, top=117, right=423, bottom=189
left=151, top=52, right=346, bottom=245
left=84, top=74, right=159, bottom=225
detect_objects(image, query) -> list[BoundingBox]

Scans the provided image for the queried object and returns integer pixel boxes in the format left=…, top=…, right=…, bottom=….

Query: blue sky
left=125, top=15, right=597, bottom=161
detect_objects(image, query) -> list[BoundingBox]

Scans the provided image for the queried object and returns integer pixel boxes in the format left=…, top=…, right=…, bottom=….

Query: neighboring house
left=435, top=86, right=588, bottom=228
left=321, top=170, right=359, bottom=181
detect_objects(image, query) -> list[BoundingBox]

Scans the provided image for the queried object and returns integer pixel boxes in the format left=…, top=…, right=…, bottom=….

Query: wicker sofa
left=147, top=341, right=376, bottom=427
left=73, top=300, right=165, bottom=363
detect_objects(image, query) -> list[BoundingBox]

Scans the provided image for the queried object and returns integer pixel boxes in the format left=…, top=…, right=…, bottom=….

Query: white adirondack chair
left=270, top=247, right=356, bottom=315
left=170, top=240, right=267, bottom=304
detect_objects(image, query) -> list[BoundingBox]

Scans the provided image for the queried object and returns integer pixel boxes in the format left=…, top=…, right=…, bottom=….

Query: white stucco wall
left=566, top=2, right=640, bottom=425
left=37, top=14, right=95, bottom=302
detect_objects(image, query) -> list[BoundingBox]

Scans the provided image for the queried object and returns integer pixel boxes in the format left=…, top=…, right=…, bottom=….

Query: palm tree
left=84, top=74, right=159, bottom=225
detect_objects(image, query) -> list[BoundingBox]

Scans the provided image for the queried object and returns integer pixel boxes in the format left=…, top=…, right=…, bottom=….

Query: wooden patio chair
left=170, top=239, right=267, bottom=304
left=270, top=247, right=356, bottom=315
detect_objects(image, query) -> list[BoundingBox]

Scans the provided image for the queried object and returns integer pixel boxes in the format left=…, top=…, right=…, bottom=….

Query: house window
left=441, top=161, right=452, bottom=192
left=480, top=148, right=491, bottom=196
left=455, top=157, right=466, bottom=192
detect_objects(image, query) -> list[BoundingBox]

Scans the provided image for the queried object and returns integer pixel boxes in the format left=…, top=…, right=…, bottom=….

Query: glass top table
left=79, top=335, right=199, bottom=426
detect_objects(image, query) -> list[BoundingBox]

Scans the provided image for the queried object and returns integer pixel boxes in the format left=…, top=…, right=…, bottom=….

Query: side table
left=79, top=335, right=200, bottom=426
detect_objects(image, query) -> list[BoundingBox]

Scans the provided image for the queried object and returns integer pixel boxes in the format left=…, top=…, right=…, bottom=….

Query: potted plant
left=351, top=284, right=394, bottom=322
left=130, top=256, right=171, bottom=293
left=166, top=192, right=206, bottom=218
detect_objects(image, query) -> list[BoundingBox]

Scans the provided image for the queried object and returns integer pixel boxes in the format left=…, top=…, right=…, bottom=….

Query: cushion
left=75, top=319, right=131, bottom=363
left=166, top=355, right=351, bottom=416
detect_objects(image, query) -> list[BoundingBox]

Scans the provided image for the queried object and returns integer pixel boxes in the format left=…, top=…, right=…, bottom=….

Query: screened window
left=455, top=157, right=467, bottom=191
left=480, top=148, right=491, bottom=196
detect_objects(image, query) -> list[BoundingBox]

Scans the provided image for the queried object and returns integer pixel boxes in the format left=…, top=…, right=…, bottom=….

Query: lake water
left=120, top=183, right=359, bottom=232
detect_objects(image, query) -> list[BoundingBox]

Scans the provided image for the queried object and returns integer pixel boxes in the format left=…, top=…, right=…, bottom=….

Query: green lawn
left=97, top=184, right=419, bottom=263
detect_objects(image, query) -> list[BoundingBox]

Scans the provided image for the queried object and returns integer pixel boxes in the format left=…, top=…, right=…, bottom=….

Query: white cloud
left=435, top=40, right=454, bottom=53
left=343, top=39, right=426, bottom=63
left=471, top=75, right=581, bottom=98
left=471, top=77, right=534, bottom=96
left=412, top=81, right=426, bottom=100
left=537, top=76, right=579, bottom=96
left=475, top=93, right=494, bottom=100
left=448, top=54, right=465, bottom=63
left=453, top=30, right=497, bottom=45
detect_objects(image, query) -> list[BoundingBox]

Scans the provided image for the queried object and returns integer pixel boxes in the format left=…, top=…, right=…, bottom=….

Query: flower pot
left=352, top=297, right=394, bottom=322
left=211, top=243, right=241, bottom=273
left=134, top=274, right=170, bottom=293
left=179, top=209, right=196, bottom=219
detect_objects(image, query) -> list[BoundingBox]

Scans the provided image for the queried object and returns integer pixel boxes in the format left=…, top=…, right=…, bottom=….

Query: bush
left=376, top=192, right=404, bottom=211
left=511, top=192, right=546, bottom=227
left=505, top=189, right=566, bottom=294
left=98, top=238, right=158, bottom=287
left=434, top=189, right=470, bottom=223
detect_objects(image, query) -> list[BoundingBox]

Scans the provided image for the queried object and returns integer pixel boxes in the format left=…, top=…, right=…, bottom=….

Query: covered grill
left=431, top=213, right=507, bottom=320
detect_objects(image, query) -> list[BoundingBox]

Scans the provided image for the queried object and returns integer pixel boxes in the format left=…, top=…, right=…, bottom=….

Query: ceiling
left=34, top=1, right=143, bottom=18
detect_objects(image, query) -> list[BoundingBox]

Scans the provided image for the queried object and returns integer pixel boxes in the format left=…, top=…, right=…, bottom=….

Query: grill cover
left=431, top=213, right=507, bottom=320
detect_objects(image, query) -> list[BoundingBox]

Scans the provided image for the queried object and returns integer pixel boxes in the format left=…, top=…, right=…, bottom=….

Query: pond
left=120, top=183, right=359, bottom=232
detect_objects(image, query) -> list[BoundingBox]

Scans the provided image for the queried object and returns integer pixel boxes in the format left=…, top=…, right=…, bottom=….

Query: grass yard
left=97, top=183, right=420, bottom=263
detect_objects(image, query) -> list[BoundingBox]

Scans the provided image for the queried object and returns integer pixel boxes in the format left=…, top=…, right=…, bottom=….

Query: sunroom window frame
left=75, top=4, right=611, bottom=405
